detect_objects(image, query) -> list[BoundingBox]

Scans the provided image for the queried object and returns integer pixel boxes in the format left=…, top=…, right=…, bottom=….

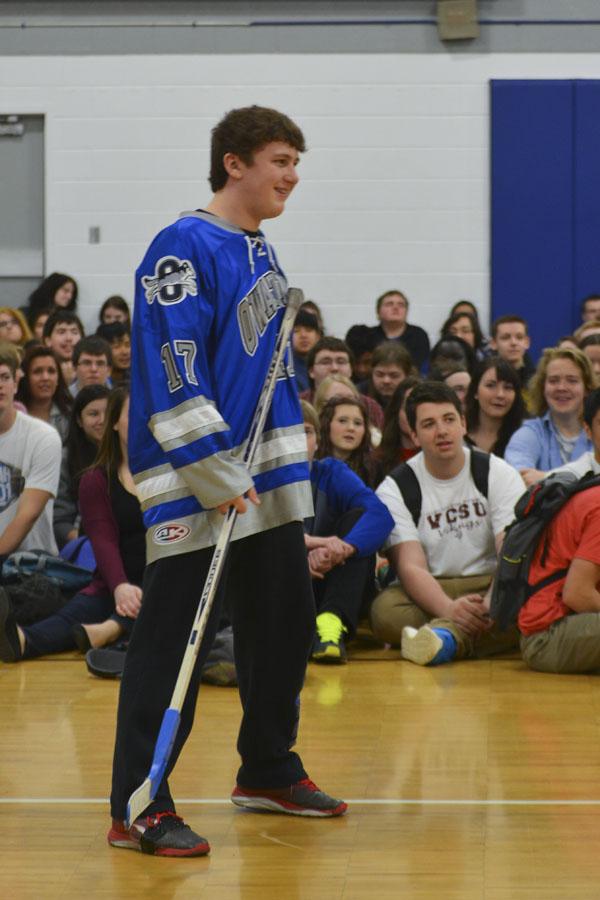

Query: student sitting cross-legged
left=517, top=393, right=600, bottom=674
left=301, top=401, right=393, bottom=663
left=371, top=381, right=525, bottom=666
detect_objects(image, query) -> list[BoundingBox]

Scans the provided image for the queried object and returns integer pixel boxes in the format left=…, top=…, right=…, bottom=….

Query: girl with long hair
left=16, top=345, right=72, bottom=442
left=466, top=357, right=525, bottom=458
left=54, top=384, right=110, bottom=548
left=99, top=295, right=132, bottom=328
left=317, top=395, right=381, bottom=487
left=313, top=373, right=359, bottom=415
left=441, top=311, right=488, bottom=361
left=377, top=376, right=421, bottom=475
left=26, top=272, right=78, bottom=323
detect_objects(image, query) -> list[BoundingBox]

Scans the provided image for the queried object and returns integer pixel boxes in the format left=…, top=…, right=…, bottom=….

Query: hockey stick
left=126, top=286, right=304, bottom=826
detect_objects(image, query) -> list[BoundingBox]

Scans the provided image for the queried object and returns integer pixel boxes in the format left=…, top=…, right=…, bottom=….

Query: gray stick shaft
left=170, top=287, right=304, bottom=711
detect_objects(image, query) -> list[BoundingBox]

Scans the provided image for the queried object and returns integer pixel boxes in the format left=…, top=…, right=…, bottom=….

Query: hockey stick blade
left=125, top=286, right=304, bottom=827
left=126, top=708, right=181, bottom=826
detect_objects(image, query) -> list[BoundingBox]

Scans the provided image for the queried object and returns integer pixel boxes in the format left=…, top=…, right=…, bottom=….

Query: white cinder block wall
left=2, top=53, right=600, bottom=339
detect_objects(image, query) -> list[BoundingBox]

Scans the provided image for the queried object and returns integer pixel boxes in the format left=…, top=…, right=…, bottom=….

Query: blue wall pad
left=573, top=81, right=600, bottom=315
left=491, top=79, right=574, bottom=361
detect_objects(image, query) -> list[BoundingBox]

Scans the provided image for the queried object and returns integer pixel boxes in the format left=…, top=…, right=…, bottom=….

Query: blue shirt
left=307, top=457, right=393, bottom=557
left=504, top=411, right=592, bottom=472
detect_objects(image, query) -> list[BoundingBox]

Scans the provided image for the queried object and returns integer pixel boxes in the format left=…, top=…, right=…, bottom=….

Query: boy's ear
left=222, top=152, right=244, bottom=181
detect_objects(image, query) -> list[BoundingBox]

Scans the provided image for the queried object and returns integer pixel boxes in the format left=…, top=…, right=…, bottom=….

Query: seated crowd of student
left=3, top=280, right=600, bottom=681
left=0, top=278, right=135, bottom=668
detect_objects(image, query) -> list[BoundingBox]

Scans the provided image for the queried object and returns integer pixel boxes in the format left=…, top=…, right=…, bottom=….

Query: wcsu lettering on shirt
left=237, top=271, right=288, bottom=355
left=426, top=499, right=487, bottom=530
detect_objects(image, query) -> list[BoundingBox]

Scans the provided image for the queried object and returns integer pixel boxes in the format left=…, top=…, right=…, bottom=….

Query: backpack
left=2, top=550, right=93, bottom=594
left=389, top=447, right=490, bottom=527
left=490, top=470, right=600, bottom=631
left=60, top=535, right=97, bottom=572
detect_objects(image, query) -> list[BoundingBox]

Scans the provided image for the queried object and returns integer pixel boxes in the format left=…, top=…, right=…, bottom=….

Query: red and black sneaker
left=231, top=778, right=347, bottom=817
left=107, top=811, right=210, bottom=857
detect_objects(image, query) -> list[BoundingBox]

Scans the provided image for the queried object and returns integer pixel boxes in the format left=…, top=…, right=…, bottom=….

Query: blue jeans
left=23, top=590, right=130, bottom=659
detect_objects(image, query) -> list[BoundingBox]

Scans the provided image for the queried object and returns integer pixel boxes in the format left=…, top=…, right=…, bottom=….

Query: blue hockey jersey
left=129, top=209, right=313, bottom=562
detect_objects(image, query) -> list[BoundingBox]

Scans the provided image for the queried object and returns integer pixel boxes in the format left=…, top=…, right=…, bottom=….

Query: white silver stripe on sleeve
left=149, top=395, right=228, bottom=451
left=249, top=431, right=309, bottom=476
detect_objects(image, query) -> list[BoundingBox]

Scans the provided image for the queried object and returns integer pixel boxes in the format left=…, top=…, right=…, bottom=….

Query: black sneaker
left=231, top=778, right=347, bottom=817
left=0, top=588, right=21, bottom=662
left=108, top=812, right=210, bottom=857
left=86, top=643, right=128, bottom=679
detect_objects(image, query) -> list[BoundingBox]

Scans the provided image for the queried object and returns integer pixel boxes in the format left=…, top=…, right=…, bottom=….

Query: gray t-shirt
left=0, top=411, right=62, bottom=554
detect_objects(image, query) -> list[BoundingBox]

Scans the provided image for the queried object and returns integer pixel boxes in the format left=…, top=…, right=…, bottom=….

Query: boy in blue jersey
left=107, top=106, right=347, bottom=858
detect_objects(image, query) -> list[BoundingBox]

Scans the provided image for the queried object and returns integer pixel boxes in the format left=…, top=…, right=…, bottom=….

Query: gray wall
left=2, top=1, right=600, bottom=55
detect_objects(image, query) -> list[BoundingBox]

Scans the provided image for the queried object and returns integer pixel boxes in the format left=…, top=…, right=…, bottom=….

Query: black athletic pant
left=310, top=508, right=375, bottom=637
left=110, top=521, right=315, bottom=820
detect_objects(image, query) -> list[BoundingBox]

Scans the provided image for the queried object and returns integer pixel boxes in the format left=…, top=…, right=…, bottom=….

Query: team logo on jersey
left=153, top=523, right=191, bottom=544
left=237, top=270, right=288, bottom=355
left=0, top=462, right=24, bottom=512
left=141, top=256, right=198, bottom=306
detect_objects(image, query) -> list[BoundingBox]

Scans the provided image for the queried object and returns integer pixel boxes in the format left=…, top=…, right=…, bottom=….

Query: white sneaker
left=401, top=625, right=443, bottom=666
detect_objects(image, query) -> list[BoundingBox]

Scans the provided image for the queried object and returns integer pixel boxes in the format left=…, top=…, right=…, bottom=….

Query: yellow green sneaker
left=311, top=612, right=347, bottom=664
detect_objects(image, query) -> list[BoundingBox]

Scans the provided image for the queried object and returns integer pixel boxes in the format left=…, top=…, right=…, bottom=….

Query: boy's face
left=583, top=298, right=600, bottom=322
left=303, top=421, right=318, bottom=462
left=232, top=141, right=300, bottom=222
left=110, top=334, right=131, bottom=371
left=76, top=352, right=110, bottom=387
left=354, top=351, right=372, bottom=382
left=490, top=322, right=530, bottom=366
left=0, top=364, right=17, bottom=415
left=309, top=349, right=352, bottom=387
left=411, top=401, right=466, bottom=465
left=585, top=408, right=600, bottom=462
left=293, top=325, right=319, bottom=356
left=378, top=294, right=407, bottom=327
left=45, top=323, right=82, bottom=361
left=371, top=363, right=405, bottom=399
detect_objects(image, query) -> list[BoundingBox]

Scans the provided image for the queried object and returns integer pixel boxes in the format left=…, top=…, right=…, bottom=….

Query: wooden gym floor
left=3, top=640, right=600, bottom=899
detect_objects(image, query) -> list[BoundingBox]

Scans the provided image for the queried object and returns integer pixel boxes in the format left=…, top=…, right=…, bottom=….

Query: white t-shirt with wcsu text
left=0, top=411, right=62, bottom=555
left=376, top=447, right=525, bottom=578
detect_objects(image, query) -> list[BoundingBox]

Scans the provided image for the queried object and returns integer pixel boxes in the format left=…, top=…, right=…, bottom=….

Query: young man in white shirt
left=372, top=381, right=524, bottom=666
left=0, top=344, right=62, bottom=558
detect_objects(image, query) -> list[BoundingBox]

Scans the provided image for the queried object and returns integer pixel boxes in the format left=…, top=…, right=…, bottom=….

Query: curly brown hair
left=527, top=347, right=596, bottom=417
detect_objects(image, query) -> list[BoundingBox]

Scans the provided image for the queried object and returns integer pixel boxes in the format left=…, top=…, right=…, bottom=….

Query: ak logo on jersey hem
left=142, top=256, right=198, bottom=306
left=153, top=523, right=192, bottom=544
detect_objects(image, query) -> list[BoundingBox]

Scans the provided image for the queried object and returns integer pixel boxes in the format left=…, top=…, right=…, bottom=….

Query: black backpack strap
left=469, top=448, right=490, bottom=498
left=389, top=463, right=422, bottom=527
left=527, top=567, right=569, bottom=599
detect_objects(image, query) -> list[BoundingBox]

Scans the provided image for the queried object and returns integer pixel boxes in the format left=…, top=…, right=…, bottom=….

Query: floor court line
left=4, top=797, right=600, bottom=807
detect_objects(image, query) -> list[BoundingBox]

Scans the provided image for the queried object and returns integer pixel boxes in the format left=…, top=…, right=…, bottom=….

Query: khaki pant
left=521, top=612, right=600, bottom=674
left=370, top=574, right=519, bottom=660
